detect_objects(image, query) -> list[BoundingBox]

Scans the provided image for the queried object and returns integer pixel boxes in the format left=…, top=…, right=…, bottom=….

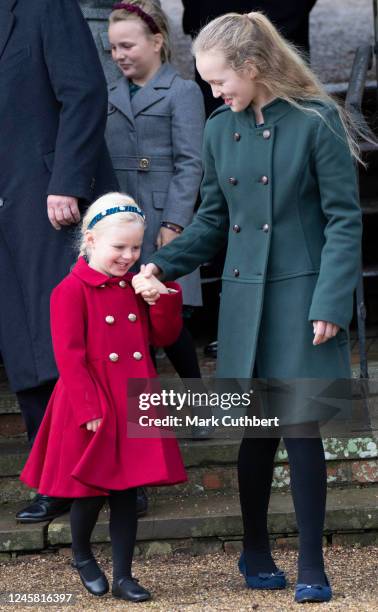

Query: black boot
left=16, top=494, right=72, bottom=523
left=136, top=488, right=148, bottom=517
left=112, top=577, right=151, bottom=602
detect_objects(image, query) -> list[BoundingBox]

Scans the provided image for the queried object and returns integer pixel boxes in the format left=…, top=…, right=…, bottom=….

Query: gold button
left=133, top=351, right=143, bottom=360
left=105, top=315, right=115, bottom=324
left=139, top=157, right=150, bottom=169
left=119, top=280, right=127, bottom=288
left=109, top=352, right=119, bottom=362
left=263, top=129, right=271, bottom=139
left=128, top=313, right=137, bottom=322
left=262, top=224, right=270, bottom=232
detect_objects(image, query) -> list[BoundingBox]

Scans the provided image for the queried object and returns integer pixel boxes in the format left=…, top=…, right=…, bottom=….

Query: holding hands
left=132, top=264, right=171, bottom=305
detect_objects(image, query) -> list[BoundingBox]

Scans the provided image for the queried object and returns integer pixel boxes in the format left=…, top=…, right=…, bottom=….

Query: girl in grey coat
left=106, top=1, right=206, bottom=396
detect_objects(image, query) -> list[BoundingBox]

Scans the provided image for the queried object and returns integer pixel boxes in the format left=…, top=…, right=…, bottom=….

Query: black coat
left=0, top=0, right=118, bottom=392
left=182, top=0, right=317, bottom=52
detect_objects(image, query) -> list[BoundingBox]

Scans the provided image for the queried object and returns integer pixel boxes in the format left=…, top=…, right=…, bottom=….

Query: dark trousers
left=16, top=380, right=56, bottom=444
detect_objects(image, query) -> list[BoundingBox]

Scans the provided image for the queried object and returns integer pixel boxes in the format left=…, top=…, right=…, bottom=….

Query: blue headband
left=87, top=205, right=145, bottom=230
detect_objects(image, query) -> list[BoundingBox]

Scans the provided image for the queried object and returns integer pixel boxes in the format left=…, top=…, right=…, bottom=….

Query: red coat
left=20, top=257, right=187, bottom=497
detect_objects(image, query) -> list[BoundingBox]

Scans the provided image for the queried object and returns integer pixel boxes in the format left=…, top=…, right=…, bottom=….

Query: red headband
left=112, top=3, right=160, bottom=35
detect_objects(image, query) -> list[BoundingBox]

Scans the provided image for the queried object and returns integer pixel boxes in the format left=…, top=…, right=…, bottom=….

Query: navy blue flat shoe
left=295, top=573, right=332, bottom=603
left=238, top=552, right=287, bottom=590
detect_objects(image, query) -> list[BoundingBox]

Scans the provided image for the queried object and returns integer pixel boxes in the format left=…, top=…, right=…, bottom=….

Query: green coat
left=152, top=98, right=362, bottom=380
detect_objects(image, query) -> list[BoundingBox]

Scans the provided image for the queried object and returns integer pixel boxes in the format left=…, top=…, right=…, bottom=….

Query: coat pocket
left=0, top=46, right=31, bottom=74
left=152, top=191, right=167, bottom=210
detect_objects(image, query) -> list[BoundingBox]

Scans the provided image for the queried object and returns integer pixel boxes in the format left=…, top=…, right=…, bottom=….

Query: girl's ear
left=153, top=33, right=164, bottom=54
left=84, top=230, right=95, bottom=250
left=244, top=60, right=259, bottom=80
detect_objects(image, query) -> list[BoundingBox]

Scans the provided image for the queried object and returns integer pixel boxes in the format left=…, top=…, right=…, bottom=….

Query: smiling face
left=196, top=50, right=259, bottom=112
left=109, top=19, right=163, bottom=85
left=85, top=220, right=144, bottom=277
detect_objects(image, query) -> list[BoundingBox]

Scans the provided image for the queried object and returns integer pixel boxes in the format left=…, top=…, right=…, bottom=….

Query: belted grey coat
left=106, top=63, right=205, bottom=305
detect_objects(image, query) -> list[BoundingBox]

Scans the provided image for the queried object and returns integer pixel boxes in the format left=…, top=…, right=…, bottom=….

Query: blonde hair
left=79, top=192, right=145, bottom=258
left=109, top=0, right=171, bottom=63
left=193, top=11, right=371, bottom=164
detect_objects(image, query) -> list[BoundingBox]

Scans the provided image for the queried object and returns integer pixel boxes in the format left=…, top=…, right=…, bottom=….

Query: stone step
left=1, top=437, right=377, bottom=503
left=1, top=484, right=378, bottom=553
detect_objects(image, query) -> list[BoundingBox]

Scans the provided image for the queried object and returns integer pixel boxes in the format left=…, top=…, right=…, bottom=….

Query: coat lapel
left=131, top=63, right=177, bottom=118
left=0, top=0, right=17, bottom=60
left=108, top=78, right=135, bottom=127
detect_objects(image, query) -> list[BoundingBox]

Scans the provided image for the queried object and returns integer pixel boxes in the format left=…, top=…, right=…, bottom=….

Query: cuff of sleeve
left=308, top=307, right=350, bottom=331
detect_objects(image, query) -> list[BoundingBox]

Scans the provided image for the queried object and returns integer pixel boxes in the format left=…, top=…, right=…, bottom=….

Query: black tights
left=238, top=435, right=327, bottom=585
left=70, top=488, right=137, bottom=582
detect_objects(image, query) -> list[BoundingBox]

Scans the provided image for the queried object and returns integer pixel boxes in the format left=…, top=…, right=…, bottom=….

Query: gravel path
left=161, top=0, right=376, bottom=84
left=1, top=547, right=377, bottom=611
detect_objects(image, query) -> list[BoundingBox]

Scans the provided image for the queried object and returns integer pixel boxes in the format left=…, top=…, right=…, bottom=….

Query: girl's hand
left=86, top=418, right=102, bottom=432
left=132, top=265, right=170, bottom=304
left=312, top=321, right=340, bottom=345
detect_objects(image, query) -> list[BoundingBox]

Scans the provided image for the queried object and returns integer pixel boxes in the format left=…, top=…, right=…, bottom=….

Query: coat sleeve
left=151, top=120, right=229, bottom=280
left=40, top=0, right=108, bottom=200
left=161, top=79, right=205, bottom=228
left=308, top=106, right=363, bottom=329
left=148, top=283, right=183, bottom=346
left=50, top=280, right=102, bottom=428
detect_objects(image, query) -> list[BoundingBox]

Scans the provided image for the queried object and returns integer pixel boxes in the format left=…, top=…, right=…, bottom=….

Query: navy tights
left=238, top=435, right=327, bottom=585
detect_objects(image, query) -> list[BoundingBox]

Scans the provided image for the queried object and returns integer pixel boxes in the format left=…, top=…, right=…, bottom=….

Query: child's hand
left=86, top=418, right=102, bottom=432
left=132, top=265, right=170, bottom=305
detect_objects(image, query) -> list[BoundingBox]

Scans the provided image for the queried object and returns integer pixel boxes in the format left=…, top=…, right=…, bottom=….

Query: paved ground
left=161, top=0, right=376, bottom=84
left=0, top=546, right=378, bottom=611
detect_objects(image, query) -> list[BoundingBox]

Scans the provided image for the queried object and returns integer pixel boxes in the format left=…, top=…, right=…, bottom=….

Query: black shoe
left=112, top=577, right=151, bottom=602
left=71, top=557, right=109, bottom=597
left=136, top=488, right=148, bottom=517
left=204, top=340, right=217, bottom=358
left=16, top=494, right=72, bottom=523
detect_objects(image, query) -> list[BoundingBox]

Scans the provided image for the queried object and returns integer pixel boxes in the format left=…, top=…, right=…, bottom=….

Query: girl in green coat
left=133, top=12, right=363, bottom=604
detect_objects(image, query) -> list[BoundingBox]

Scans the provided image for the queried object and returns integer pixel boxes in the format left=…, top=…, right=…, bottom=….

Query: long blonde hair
left=193, top=12, right=369, bottom=163
left=109, top=0, right=171, bottom=63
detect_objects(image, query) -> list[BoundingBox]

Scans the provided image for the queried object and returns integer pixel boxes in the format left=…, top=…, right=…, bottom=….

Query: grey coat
left=106, top=63, right=205, bottom=305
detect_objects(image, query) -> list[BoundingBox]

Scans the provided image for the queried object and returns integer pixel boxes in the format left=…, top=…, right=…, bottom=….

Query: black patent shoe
left=71, top=557, right=109, bottom=597
left=112, top=577, right=151, bottom=602
left=204, top=340, right=218, bottom=358
left=16, top=494, right=72, bottom=523
left=136, top=488, right=148, bottom=517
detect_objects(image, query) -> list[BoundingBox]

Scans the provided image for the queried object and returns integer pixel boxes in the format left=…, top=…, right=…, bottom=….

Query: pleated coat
left=20, top=258, right=187, bottom=497
left=151, top=99, right=362, bottom=382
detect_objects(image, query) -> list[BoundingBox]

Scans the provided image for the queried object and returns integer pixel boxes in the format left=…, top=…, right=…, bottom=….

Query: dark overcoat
left=106, top=63, right=205, bottom=305
left=0, top=0, right=118, bottom=392
left=20, top=258, right=186, bottom=497
left=152, top=99, right=362, bottom=381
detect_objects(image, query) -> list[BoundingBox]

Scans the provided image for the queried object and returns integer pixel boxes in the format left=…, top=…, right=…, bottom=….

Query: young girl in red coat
left=20, top=192, right=186, bottom=602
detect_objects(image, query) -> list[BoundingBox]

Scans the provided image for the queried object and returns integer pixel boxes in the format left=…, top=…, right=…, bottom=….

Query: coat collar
left=71, top=256, right=134, bottom=287
left=0, top=0, right=17, bottom=61
left=108, top=63, right=178, bottom=122
left=236, top=98, right=293, bottom=128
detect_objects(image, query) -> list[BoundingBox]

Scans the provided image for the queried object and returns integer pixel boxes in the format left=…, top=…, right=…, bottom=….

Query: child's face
left=109, top=19, right=163, bottom=85
left=196, top=51, right=259, bottom=113
left=86, top=221, right=144, bottom=277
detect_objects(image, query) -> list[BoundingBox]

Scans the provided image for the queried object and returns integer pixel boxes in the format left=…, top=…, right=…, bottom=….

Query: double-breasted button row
left=109, top=351, right=143, bottom=362
left=105, top=313, right=137, bottom=324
